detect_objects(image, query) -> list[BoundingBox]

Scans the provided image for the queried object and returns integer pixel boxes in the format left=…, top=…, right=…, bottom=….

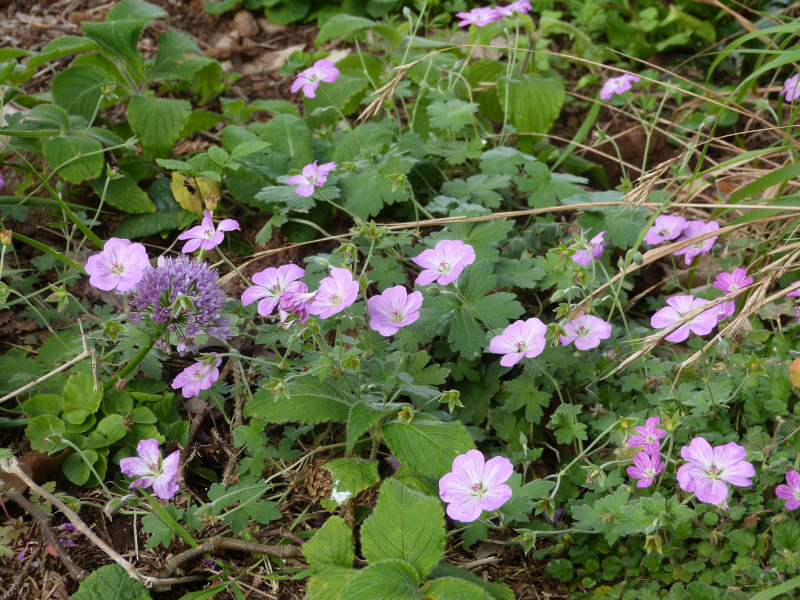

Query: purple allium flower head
left=780, top=73, right=800, bottom=102
left=291, top=59, right=339, bottom=99
left=644, top=215, right=687, bottom=245
left=119, top=439, right=180, bottom=500
left=455, top=7, right=502, bottom=27
left=412, top=240, right=476, bottom=286
left=308, top=268, right=359, bottom=319
left=367, top=286, right=423, bottom=337
left=130, top=256, right=230, bottom=355
left=489, top=318, right=547, bottom=367
left=177, top=210, right=239, bottom=253
left=278, top=281, right=315, bottom=328
left=85, top=238, right=149, bottom=292
left=285, top=161, right=336, bottom=197
left=650, top=295, right=718, bottom=343
left=242, top=264, right=305, bottom=317
left=626, top=452, right=664, bottom=488
left=713, top=268, right=753, bottom=294
left=439, top=450, right=513, bottom=522
left=777, top=470, right=800, bottom=510
left=172, top=353, right=222, bottom=399
left=600, top=74, right=640, bottom=100
left=676, top=437, right=755, bottom=505
left=559, top=315, right=612, bottom=350
left=572, top=231, right=606, bottom=266
left=496, top=0, right=532, bottom=16
left=627, top=416, right=667, bottom=454
left=672, top=220, right=719, bottom=265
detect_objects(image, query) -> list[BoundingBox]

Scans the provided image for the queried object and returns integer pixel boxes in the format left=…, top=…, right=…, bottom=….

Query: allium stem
left=103, top=338, right=156, bottom=391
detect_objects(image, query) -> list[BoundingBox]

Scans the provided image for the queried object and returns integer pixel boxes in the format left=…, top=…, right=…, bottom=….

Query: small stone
left=234, top=10, right=259, bottom=39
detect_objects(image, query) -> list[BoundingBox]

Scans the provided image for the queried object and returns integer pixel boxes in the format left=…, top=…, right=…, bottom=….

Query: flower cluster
left=455, top=1, right=531, bottom=27
left=626, top=417, right=666, bottom=488
left=130, top=255, right=230, bottom=355
left=644, top=217, right=720, bottom=266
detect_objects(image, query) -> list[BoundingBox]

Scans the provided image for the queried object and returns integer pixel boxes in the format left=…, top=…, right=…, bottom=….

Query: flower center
left=576, top=325, right=588, bottom=336
left=659, top=228, right=670, bottom=236
left=329, top=293, right=342, bottom=306
left=644, top=467, right=656, bottom=478
left=515, top=341, right=527, bottom=353
left=390, top=309, right=403, bottom=322
left=471, top=481, right=487, bottom=497
left=646, top=434, right=656, bottom=444
left=729, top=284, right=739, bottom=292
left=794, top=489, right=800, bottom=500
left=438, top=260, right=451, bottom=273
left=707, top=464, right=720, bottom=479
left=202, top=227, right=215, bottom=240
left=110, top=261, right=126, bottom=275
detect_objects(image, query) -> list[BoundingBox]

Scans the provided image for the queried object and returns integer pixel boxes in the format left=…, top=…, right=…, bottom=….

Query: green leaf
left=495, top=258, right=545, bottom=289
left=21, top=394, right=62, bottom=419
left=575, top=191, right=647, bottom=249
left=63, top=449, right=102, bottom=485
left=502, top=371, right=551, bottom=424
left=515, top=162, right=587, bottom=208
left=382, top=413, right=475, bottom=478
left=114, top=211, right=190, bottom=238
left=569, top=487, right=630, bottom=545
left=62, top=372, right=102, bottom=425
left=52, top=65, right=112, bottom=122
left=248, top=114, right=313, bottom=169
left=25, top=414, right=67, bottom=453
left=106, top=0, right=168, bottom=25
left=546, top=403, right=587, bottom=444
left=321, top=458, right=380, bottom=510
left=27, top=36, right=102, bottom=70
left=544, top=558, right=574, bottom=583
left=304, top=516, right=355, bottom=569
left=427, top=99, right=478, bottom=134
left=440, top=175, right=511, bottom=209
left=82, top=20, right=146, bottom=81
left=70, top=563, right=152, bottom=600
left=369, top=255, right=407, bottom=291
left=340, top=559, right=422, bottom=600
left=422, top=578, right=493, bottom=600
left=87, top=414, right=128, bottom=448
left=480, top=147, right=532, bottom=175
left=43, top=134, right=104, bottom=184
left=502, top=75, right=564, bottom=152
left=90, top=167, right=156, bottom=214
left=316, top=14, right=376, bottom=46
left=339, top=151, right=414, bottom=219
left=426, top=564, right=515, bottom=600
left=307, top=567, right=358, bottom=600
left=243, top=378, right=354, bottom=424
left=774, top=520, right=800, bottom=553
left=304, top=74, right=369, bottom=127
left=361, top=479, right=445, bottom=579
left=127, top=96, right=191, bottom=158
left=347, top=402, right=391, bottom=453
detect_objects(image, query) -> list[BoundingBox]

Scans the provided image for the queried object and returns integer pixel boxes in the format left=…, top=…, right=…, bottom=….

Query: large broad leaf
left=422, top=578, right=493, bottom=600
left=26, top=36, right=102, bottom=70
left=502, top=75, right=564, bottom=152
left=106, top=0, right=168, bottom=24
left=306, top=567, right=358, bottom=600
left=127, top=96, right=191, bottom=158
left=248, top=114, right=313, bottom=169
left=361, top=479, right=445, bottom=579
left=62, top=372, right=103, bottom=425
left=52, top=65, right=110, bottom=122
left=321, top=458, right=380, bottom=511
left=340, top=559, right=421, bottom=600
left=427, top=564, right=515, bottom=600
left=243, top=378, right=354, bottom=424
left=382, top=413, right=475, bottom=478
left=70, top=563, right=152, bottom=600
left=347, top=402, right=391, bottom=453
left=149, top=31, right=215, bottom=82
left=89, top=166, right=155, bottom=214
left=82, top=20, right=146, bottom=81
left=43, top=133, right=103, bottom=184
left=316, top=14, right=376, bottom=46
left=304, top=516, right=355, bottom=569
left=339, top=151, right=414, bottom=219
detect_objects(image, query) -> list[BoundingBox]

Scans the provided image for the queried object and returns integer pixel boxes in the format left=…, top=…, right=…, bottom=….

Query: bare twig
left=0, top=349, right=90, bottom=405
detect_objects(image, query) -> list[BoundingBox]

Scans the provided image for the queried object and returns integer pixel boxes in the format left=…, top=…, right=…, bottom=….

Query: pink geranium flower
left=285, top=161, right=336, bottom=197
left=716, top=300, right=735, bottom=320
left=559, top=315, right=612, bottom=350
left=412, top=240, right=476, bottom=286
left=676, top=437, right=755, bottom=505
left=119, top=439, right=180, bottom=500
left=242, top=264, right=305, bottom=317
left=277, top=280, right=315, bottom=328
left=627, top=416, right=667, bottom=454
left=643, top=215, right=686, bottom=245
left=650, top=295, right=718, bottom=342
left=777, top=470, right=800, bottom=510
left=171, top=354, right=222, bottom=399
left=177, top=210, right=239, bottom=253
left=572, top=231, right=606, bottom=266
left=439, top=450, right=513, bottom=522
left=367, top=286, right=423, bottom=336
left=780, top=74, right=800, bottom=102
left=496, top=0, right=532, bottom=16
left=85, top=237, right=149, bottom=292
left=455, top=7, right=502, bottom=27
left=290, top=59, right=339, bottom=98
left=308, top=268, right=359, bottom=319
left=626, top=452, right=664, bottom=488
left=713, top=268, right=753, bottom=294
left=672, top=220, right=719, bottom=265
left=600, top=74, right=640, bottom=100
left=489, top=318, right=547, bottom=367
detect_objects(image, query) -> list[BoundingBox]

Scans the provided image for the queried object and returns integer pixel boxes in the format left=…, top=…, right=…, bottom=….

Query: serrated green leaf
left=27, top=36, right=102, bottom=70
left=43, top=133, right=104, bottom=184
left=316, top=14, right=376, bottom=46
left=495, top=258, right=545, bottom=289
left=422, top=578, right=492, bottom=600
left=321, top=458, right=380, bottom=510
left=426, top=564, right=515, bottom=600
left=248, top=114, right=313, bottom=169
left=106, top=0, right=168, bottom=24
left=502, top=75, right=564, bottom=152
left=576, top=194, right=648, bottom=249
left=427, top=99, right=478, bottom=133
left=62, top=372, right=102, bottom=425
left=69, top=563, right=152, bottom=600
left=307, top=567, right=358, bottom=600
left=243, top=378, right=354, bottom=424
left=440, top=175, right=510, bottom=209
left=427, top=220, right=514, bottom=262
left=82, top=20, right=146, bottom=81
left=347, top=402, right=390, bottom=453
left=149, top=31, right=214, bottom=82
left=340, top=559, right=422, bottom=600
left=361, top=479, right=445, bottom=579
left=304, top=516, right=355, bottom=569
left=127, top=96, right=191, bottom=158
left=546, top=403, right=587, bottom=444
left=515, top=162, right=587, bottom=209
left=339, top=151, right=413, bottom=219
left=368, top=255, right=407, bottom=291
left=480, top=147, right=532, bottom=175
left=52, top=65, right=111, bottom=122
left=90, top=166, right=156, bottom=214
left=382, top=413, right=475, bottom=478
left=502, top=371, right=551, bottom=424
left=114, top=210, right=189, bottom=238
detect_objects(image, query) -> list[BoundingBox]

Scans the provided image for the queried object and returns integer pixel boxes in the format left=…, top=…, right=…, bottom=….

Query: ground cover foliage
left=2, top=0, right=800, bottom=598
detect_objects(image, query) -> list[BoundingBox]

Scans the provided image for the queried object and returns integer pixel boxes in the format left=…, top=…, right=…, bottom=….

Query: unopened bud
left=204, top=195, right=219, bottom=211
left=0, top=230, right=12, bottom=246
